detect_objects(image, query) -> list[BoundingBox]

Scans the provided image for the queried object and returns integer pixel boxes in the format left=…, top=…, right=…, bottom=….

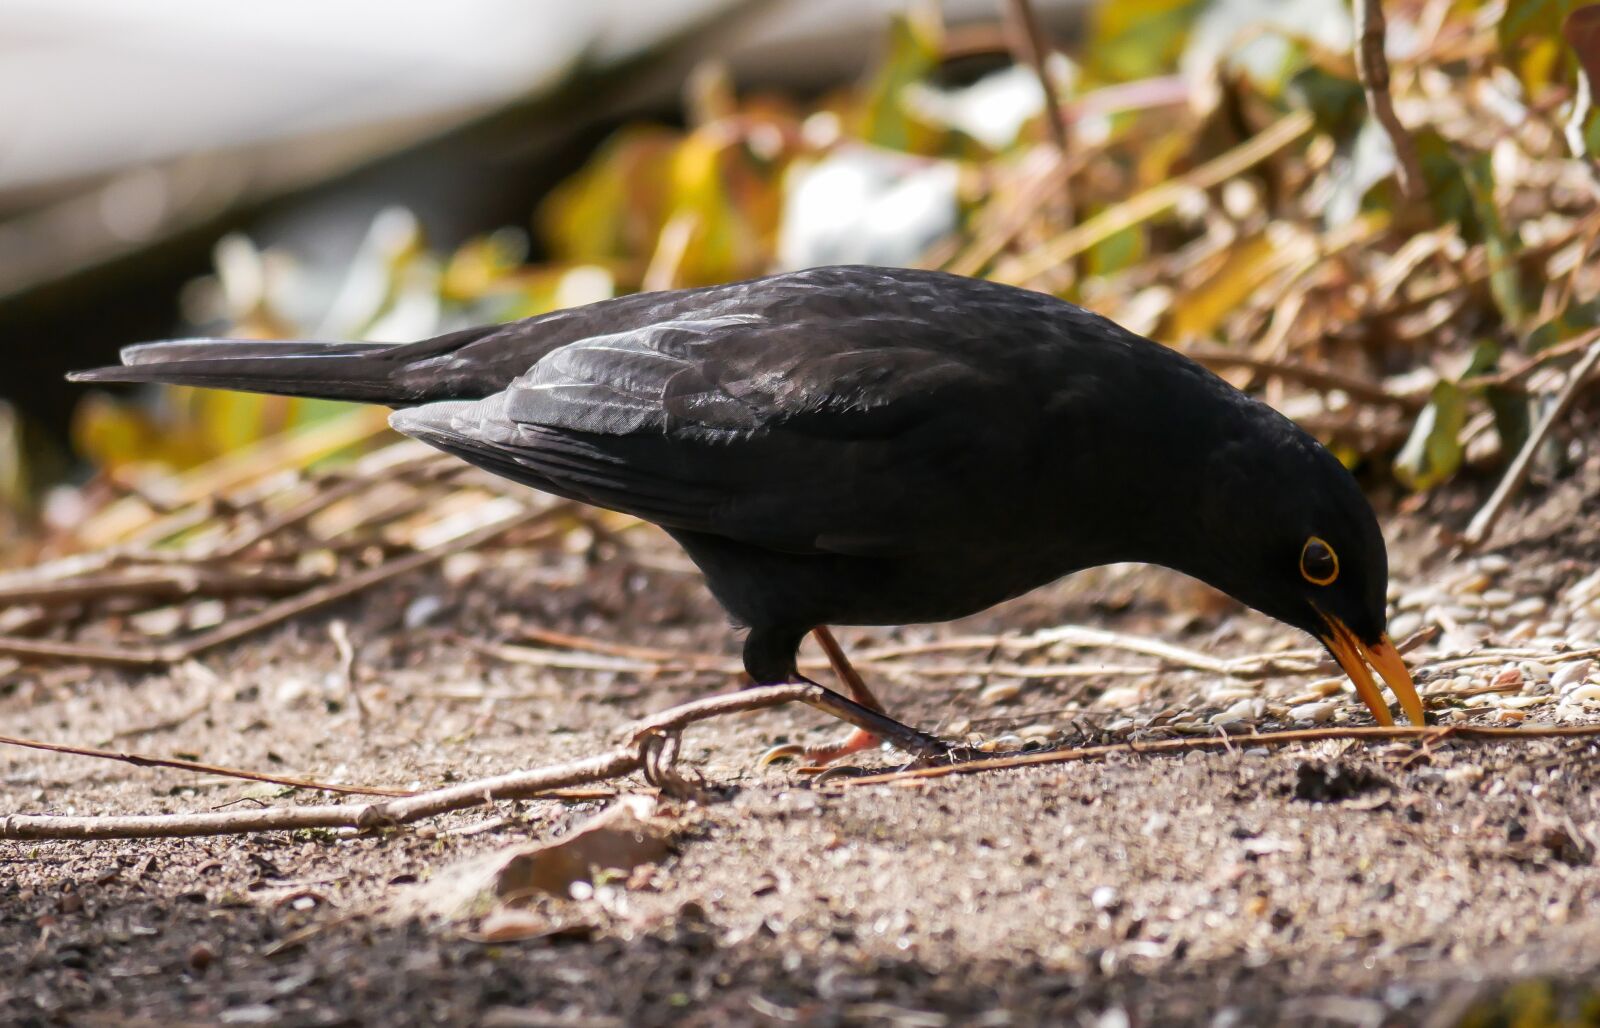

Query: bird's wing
left=390, top=314, right=1040, bottom=556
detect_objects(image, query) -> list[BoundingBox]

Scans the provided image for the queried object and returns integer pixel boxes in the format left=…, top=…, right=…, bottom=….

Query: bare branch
left=0, top=731, right=413, bottom=798
left=1464, top=337, right=1600, bottom=546
left=0, top=681, right=918, bottom=840
left=830, top=722, right=1600, bottom=789
left=1002, top=0, right=1068, bottom=152
left=1354, top=0, right=1425, bottom=201
left=0, top=504, right=559, bottom=668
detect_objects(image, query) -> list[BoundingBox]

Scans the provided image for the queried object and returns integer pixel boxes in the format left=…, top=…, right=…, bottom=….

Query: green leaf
left=1393, top=381, right=1467, bottom=490
left=855, top=5, right=944, bottom=152
left=1525, top=298, right=1600, bottom=352
left=1462, top=338, right=1533, bottom=456
left=1501, top=0, right=1579, bottom=95
left=1288, top=64, right=1366, bottom=140
left=1461, top=151, right=1529, bottom=331
left=1085, top=225, right=1146, bottom=278
left=1502, top=0, right=1577, bottom=52
left=1413, top=130, right=1479, bottom=239
left=1086, top=0, right=1203, bottom=84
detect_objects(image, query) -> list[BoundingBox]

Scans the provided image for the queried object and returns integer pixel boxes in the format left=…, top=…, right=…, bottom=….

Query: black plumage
left=72, top=265, right=1423, bottom=754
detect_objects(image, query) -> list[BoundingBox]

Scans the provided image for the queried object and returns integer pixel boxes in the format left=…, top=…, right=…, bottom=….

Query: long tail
left=68, top=327, right=505, bottom=406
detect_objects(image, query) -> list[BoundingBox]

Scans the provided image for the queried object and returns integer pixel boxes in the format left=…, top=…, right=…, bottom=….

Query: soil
left=4, top=459, right=1600, bottom=1027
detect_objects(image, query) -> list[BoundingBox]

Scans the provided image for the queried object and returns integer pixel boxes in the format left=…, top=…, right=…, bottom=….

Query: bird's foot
left=757, top=727, right=882, bottom=770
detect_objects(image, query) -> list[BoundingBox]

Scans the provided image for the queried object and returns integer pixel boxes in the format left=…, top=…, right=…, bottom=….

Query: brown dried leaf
left=409, top=795, right=678, bottom=919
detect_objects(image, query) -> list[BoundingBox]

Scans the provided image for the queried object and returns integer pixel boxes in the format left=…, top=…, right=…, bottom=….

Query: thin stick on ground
left=829, top=722, right=1600, bottom=789
left=1463, top=337, right=1600, bottom=545
left=12, top=684, right=1600, bottom=838
left=0, top=752, right=638, bottom=841
left=0, top=683, right=855, bottom=840
left=0, top=566, right=324, bottom=607
left=0, top=505, right=558, bottom=667
left=1354, top=0, right=1424, bottom=201
left=0, top=731, right=414, bottom=798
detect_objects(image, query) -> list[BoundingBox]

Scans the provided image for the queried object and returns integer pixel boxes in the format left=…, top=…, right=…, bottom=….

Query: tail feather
left=118, top=339, right=388, bottom=366
left=71, top=338, right=449, bottom=406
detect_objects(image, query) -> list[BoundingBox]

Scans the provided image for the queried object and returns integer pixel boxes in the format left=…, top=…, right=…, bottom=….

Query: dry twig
left=0, top=682, right=890, bottom=840
left=1464, top=337, right=1600, bottom=545
left=998, top=109, right=1315, bottom=284
left=0, top=504, right=557, bottom=667
left=1002, top=0, right=1067, bottom=153
left=1353, top=0, right=1425, bottom=201
left=830, top=722, right=1600, bottom=788
left=0, top=731, right=412, bottom=797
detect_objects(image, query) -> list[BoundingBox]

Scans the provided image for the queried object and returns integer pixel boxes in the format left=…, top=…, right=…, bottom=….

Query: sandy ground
left=4, top=461, right=1600, bottom=1026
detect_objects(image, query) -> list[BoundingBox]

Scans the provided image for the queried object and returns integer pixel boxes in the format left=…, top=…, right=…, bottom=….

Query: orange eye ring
left=1300, top=536, right=1339, bottom=586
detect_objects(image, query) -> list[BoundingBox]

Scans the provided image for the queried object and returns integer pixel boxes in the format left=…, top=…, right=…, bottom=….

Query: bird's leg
left=800, top=626, right=889, bottom=763
left=758, top=627, right=899, bottom=767
left=793, top=683, right=945, bottom=759
left=811, top=625, right=885, bottom=711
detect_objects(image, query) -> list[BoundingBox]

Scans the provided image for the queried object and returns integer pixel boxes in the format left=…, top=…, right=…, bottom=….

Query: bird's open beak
left=1318, top=615, right=1425, bottom=726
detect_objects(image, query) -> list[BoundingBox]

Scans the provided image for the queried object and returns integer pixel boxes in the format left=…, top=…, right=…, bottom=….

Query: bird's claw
left=757, top=743, right=810, bottom=768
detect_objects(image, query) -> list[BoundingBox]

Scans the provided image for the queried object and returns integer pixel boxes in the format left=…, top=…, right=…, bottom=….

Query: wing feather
left=392, top=308, right=1039, bottom=556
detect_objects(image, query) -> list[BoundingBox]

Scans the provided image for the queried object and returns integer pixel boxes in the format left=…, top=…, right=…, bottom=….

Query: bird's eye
left=1300, top=536, right=1339, bottom=586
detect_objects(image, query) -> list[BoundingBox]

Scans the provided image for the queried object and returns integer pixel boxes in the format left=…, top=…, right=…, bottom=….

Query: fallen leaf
left=407, top=795, right=678, bottom=919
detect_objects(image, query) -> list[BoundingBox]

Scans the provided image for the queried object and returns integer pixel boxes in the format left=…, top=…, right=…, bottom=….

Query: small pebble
left=1519, top=660, right=1552, bottom=683
left=1289, top=701, right=1338, bottom=724
left=1566, top=571, right=1600, bottom=608
left=977, top=734, right=1025, bottom=753
left=1091, top=885, right=1121, bottom=912
left=1493, top=708, right=1526, bottom=724
left=979, top=682, right=1023, bottom=705
left=1480, top=589, right=1515, bottom=609
left=1566, top=684, right=1600, bottom=705
left=1389, top=612, right=1423, bottom=639
left=1491, top=666, right=1524, bottom=690
left=404, top=595, right=446, bottom=629
left=1476, top=554, right=1511, bottom=573
left=1505, top=597, right=1547, bottom=619
left=1017, top=723, right=1056, bottom=740
left=1504, top=621, right=1538, bottom=643
left=1553, top=660, right=1593, bottom=693
left=1306, top=678, right=1345, bottom=698
left=1451, top=572, right=1492, bottom=596
left=1097, top=686, right=1144, bottom=709
left=1209, top=697, right=1262, bottom=726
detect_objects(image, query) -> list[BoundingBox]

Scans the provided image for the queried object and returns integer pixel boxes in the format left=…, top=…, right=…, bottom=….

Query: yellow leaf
left=1164, top=233, right=1279, bottom=342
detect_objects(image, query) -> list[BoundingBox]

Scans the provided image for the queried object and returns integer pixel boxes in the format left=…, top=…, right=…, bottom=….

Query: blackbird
left=72, top=265, right=1424, bottom=762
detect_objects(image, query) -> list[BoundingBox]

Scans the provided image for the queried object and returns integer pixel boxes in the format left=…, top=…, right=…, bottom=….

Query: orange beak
left=1318, top=614, right=1426, bottom=726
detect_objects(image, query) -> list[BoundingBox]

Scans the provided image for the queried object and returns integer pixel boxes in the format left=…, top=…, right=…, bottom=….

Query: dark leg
left=812, top=626, right=886, bottom=711
left=788, top=627, right=890, bottom=764
left=749, top=625, right=910, bottom=767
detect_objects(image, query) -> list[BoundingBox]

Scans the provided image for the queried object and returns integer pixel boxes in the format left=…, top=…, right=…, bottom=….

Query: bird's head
left=1178, top=408, right=1425, bottom=727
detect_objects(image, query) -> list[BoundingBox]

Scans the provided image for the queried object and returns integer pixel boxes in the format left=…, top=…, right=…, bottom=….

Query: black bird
left=72, top=265, right=1423, bottom=762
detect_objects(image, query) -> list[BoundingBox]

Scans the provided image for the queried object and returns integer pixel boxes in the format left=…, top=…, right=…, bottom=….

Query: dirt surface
left=5, top=461, right=1600, bottom=1027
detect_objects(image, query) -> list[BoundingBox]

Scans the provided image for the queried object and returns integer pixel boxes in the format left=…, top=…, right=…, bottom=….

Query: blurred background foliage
left=5, top=0, right=1600, bottom=565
